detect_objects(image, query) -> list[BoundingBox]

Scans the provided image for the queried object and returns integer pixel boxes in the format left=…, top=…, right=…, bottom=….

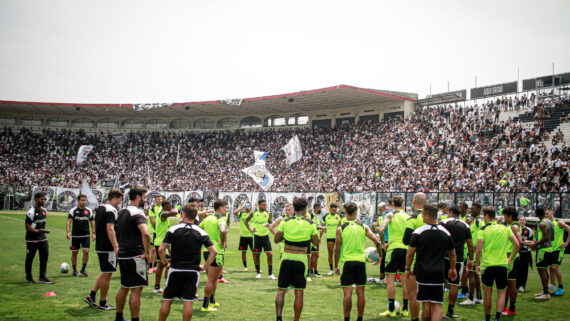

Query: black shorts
left=482, top=266, right=507, bottom=290
left=70, top=237, right=90, bottom=250
left=203, top=251, right=224, bottom=267
left=253, top=235, right=272, bottom=253
left=327, top=238, right=336, bottom=243
left=310, top=245, right=319, bottom=253
left=278, top=260, right=307, bottom=290
left=385, top=248, right=407, bottom=273
left=118, top=257, right=148, bottom=288
left=97, top=251, right=117, bottom=273
left=238, top=237, right=254, bottom=252
left=341, top=261, right=366, bottom=287
left=380, top=248, right=387, bottom=275
left=507, top=257, right=520, bottom=280
left=151, top=232, right=156, bottom=244
left=536, top=250, right=554, bottom=269
left=163, top=270, right=199, bottom=301
left=552, top=250, right=563, bottom=266
left=444, top=259, right=464, bottom=286
left=417, top=283, right=444, bottom=303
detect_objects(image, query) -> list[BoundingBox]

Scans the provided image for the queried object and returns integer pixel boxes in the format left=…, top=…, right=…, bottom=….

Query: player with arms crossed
left=245, top=200, right=277, bottom=280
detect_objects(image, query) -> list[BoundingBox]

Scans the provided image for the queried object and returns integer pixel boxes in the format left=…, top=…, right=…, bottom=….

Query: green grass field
left=0, top=211, right=568, bottom=321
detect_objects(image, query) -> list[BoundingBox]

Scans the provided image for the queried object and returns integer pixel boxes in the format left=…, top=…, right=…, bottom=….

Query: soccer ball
left=387, top=301, right=402, bottom=314
left=365, top=247, right=379, bottom=263
left=60, top=262, right=70, bottom=273
left=548, top=284, right=556, bottom=294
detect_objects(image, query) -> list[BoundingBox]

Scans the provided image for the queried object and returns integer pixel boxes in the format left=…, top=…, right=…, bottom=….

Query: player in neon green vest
left=269, top=203, right=294, bottom=259
left=152, top=200, right=179, bottom=294
left=306, top=203, right=325, bottom=279
left=460, top=202, right=485, bottom=306
left=244, top=200, right=276, bottom=280
left=322, top=203, right=342, bottom=275
left=145, top=194, right=163, bottom=273
left=546, top=208, right=570, bottom=296
left=235, top=202, right=254, bottom=271
left=502, top=207, right=523, bottom=316
left=334, top=202, right=381, bottom=321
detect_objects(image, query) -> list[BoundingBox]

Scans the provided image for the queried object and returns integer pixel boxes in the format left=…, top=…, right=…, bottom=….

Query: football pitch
left=0, top=211, right=568, bottom=321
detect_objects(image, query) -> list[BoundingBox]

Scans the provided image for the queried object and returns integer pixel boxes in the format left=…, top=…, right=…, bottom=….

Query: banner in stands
left=203, top=191, right=218, bottom=208
left=165, top=192, right=184, bottom=209
left=470, top=81, right=518, bottom=99
left=92, top=188, right=106, bottom=204
left=218, top=99, right=243, bottom=106
left=32, top=186, right=56, bottom=210
left=133, top=103, right=173, bottom=111
left=343, top=192, right=377, bottom=220
left=184, top=191, right=203, bottom=204
left=431, top=90, right=467, bottom=99
left=522, top=72, right=570, bottom=91
left=145, top=191, right=165, bottom=208
left=56, top=188, right=80, bottom=212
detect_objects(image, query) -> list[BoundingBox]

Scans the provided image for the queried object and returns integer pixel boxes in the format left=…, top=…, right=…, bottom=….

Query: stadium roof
left=0, top=85, right=416, bottom=118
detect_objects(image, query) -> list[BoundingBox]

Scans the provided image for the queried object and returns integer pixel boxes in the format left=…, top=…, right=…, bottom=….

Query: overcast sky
left=0, top=0, right=569, bottom=104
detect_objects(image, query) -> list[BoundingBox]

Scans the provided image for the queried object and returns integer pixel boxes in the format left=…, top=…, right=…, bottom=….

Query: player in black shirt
left=25, top=192, right=53, bottom=284
left=84, top=189, right=124, bottom=310
left=66, top=194, right=95, bottom=277
left=407, top=204, right=456, bottom=321
left=158, top=205, right=217, bottom=321
left=440, top=206, right=473, bottom=319
left=115, top=188, right=150, bottom=321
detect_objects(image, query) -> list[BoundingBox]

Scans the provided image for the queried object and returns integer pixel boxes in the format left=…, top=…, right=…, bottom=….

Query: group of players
left=23, top=188, right=568, bottom=321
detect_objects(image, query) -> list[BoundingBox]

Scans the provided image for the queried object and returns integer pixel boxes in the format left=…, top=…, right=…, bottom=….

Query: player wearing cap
left=475, top=206, right=519, bottom=321
left=334, top=202, right=381, bottom=321
left=274, top=198, right=319, bottom=321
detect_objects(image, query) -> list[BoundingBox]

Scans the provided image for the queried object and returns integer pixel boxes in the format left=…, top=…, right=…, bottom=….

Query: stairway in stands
left=510, top=107, right=570, bottom=135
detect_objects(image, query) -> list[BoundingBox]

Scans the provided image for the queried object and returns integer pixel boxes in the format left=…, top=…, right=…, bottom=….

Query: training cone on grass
left=44, top=291, right=56, bottom=297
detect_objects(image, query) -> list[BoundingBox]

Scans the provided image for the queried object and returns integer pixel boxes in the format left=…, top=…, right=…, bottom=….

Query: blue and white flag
left=281, top=135, right=302, bottom=166
left=254, top=150, right=268, bottom=165
left=242, top=164, right=274, bottom=191
left=76, top=145, right=94, bottom=165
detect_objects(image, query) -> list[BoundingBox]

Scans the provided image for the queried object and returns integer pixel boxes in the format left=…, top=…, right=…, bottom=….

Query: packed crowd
left=0, top=100, right=568, bottom=193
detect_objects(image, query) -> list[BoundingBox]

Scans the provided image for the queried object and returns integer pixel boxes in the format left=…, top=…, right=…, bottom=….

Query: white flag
left=242, top=164, right=274, bottom=191
left=253, top=150, right=268, bottom=165
left=79, top=181, right=99, bottom=209
left=76, top=145, right=94, bottom=165
left=281, top=135, right=303, bottom=166
left=133, top=103, right=173, bottom=111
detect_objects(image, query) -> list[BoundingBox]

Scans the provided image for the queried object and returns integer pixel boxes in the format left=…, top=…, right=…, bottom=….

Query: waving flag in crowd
left=281, top=135, right=303, bottom=166
left=79, top=181, right=99, bottom=209
left=243, top=150, right=274, bottom=191
left=76, top=145, right=94, bottom=165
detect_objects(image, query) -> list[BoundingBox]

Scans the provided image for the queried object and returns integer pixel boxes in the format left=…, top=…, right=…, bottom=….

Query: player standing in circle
left=146, top=194, right=163, bottom=274
left=115, top=187, right=151, bottom=321
left=158, top=205, right=217, bottom=321
left=153, top=201, right=180, bottom=294
left=545, top=208, right=570, bottom=296
left=440, top=206, right=473, bottom=319
left=245, top=200, right=277, bottom=280
left=307, top=203, right=324, bottom=279
left=377, top=196, right=410, bottom=317
left=235, top=202, right=254, bottom=271
left=200, top=199, right=228, bottom=312
left=269, top=203, right=294, bottom=260
left=84, top=189, right=124, bottom=310
left=323, top=203, right=342, bottom=276
left=406, top=204, right=457, bottom=321
left=66, top=194, right=95, bottom=277
left=334, top=202, right=381, bottom=321
left=25, top=192, right=53, bottom=284
left=475, top=206, right=519, bottom=321
left=502, top=207, right=523, bottom=316
left=515, top=216, right=533, bottom=292
left=460, top=202, right=484, bottom=306
left=525, top=207, right=555, bottom=300
left=274, top=198, right=319, bottom=321
left=457, top=202, right=470, bottom=300
left=402, top=192, right=427, bottom=321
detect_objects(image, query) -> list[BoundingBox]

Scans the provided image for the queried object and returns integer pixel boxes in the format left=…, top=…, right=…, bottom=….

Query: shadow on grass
left=64, top=307, right=101, bottom=317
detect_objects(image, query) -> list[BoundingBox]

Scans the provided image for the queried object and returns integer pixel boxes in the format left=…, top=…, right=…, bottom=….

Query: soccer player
left=516, top=216, right=533, bottom=292
left=307, top=203, right=324, bottom=278
left=115, top=187, right=151, bottom=321
left=373, top=201, right=393, bottom=283
left=402, top=192, right=427, bottom=321
left=525, top=207, right=555, bottom=300
left=200, top=199, right=228, bottom=312
left=460, top=202, right=484, bottom=306
left=153, top=200, right=180, bottom=293
left=235, top=202, right=254, bottom=271
left=245, top=200, right=277, bottom=280
left=502, top=207, right=523, bottom=316
left=334, top=202, right=381, bottom=321
left=440, top=205, right=473, bottom=319
left=146, top=194, right=163, bottom=273
left=406, top=204, right=457, bottom=321
left=457, top=202, right=470, bottom=299
left=66, top=194, right=95, bottom=277
left=546, top=208, right=570, bottom=296
left=378, top=196, right=410, bottom=317
left=84, top=189, right=123, bottom=310
left=274, top=197, right=319, bottom=321
left=158, top=205, right=217, bottom=321
left=25, top=192, right=53, bottom=284
left=322, top=203, right=342, bottom=275
left=269, top=203, right=294, bottom=259
left=475, top=206, right=519, bottom=321
left=437, top=202, right=449, bottom=221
